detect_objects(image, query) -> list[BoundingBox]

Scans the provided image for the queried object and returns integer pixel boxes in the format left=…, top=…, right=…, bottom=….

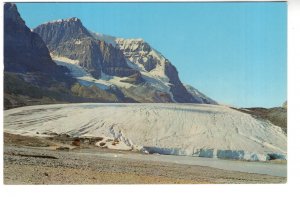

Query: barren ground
left=3, top=133, right=286, bottom=184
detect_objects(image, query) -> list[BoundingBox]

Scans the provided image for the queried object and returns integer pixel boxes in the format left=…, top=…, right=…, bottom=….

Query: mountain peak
left=34, top=16, right=92, bottom=45
left=116, top=38, right=145, bottom=44
left=43, top=17, right=82, bottom=25
left=4, top=3, right=25, bottom=27
left=67, top=17, right=80, bottom=22
left=4, top=2, right=17, bottom=11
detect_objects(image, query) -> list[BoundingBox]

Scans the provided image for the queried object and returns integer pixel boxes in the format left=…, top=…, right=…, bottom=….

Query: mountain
left=4, top=3, right=73, bottom=108
left=4, top=3, right=70, bottom=81
left=33, top=18, right=216, bottom=104
left=4, top=3, right=217, bottom=108
left=184, top=84, right=218, bottom=104
left=3, top=3, right=126, bottom=109
left=115, top=38, right=199, bottom=103
left=33, top=18, right=140, bottom=79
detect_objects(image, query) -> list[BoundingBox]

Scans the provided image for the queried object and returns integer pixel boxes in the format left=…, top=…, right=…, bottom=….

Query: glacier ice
left=4, top=103, right=287, bottom=162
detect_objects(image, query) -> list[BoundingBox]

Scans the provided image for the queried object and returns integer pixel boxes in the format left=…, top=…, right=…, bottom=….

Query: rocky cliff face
left=4, top=3, right=73, bottom=108
left=4, top=3, right=61, bottom=76
left=99, top=41, right=139, bottom=77
left=164, top=61, right=198, bottom=103
left=184, top=84, right=218, bottom=104
left=116, top=39, right=156, bottom=72
left=34, top=18, right=103, bottom=78
left=116, top=38, right=198, bottom=103
left=4, top=3, right=127, bottom=109
left=4, top=3, right=76, bottom=87
left=34, top=19, right=139, bottom=79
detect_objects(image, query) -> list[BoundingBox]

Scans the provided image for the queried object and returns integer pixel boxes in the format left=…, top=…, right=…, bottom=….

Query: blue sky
left=16, top=2, right=287, bottom=108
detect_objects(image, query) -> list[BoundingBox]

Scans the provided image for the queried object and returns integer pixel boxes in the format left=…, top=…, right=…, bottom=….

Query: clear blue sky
left=16, top=2, right=287, bottom=108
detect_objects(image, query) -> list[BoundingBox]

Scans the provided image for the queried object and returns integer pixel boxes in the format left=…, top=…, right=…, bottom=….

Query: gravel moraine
left=4, top=144, right=286, bottom=184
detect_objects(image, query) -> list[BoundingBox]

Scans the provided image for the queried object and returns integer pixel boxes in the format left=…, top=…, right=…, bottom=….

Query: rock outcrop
left=116, top=38, right=199, bottom=103
left=184, top=84, right=218, bottom=104
left=34, top=19, right=139, bottom=79
left=4, top=3, right=69, bottom=80
left=3, top=3, right=127, bottom=109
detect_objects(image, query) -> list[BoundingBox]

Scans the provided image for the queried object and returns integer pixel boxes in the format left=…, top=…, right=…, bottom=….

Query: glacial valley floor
left=3, top=133, right=286, bottom=184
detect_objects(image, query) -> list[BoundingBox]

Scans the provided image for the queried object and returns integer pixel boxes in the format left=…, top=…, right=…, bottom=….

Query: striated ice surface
left=4, top=103, right=287, bottom=161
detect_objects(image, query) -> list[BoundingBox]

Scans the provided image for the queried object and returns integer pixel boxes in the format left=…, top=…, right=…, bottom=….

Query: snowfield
left=4, top=103, right=287, bottom=161
left=52, top=55, right=135, bottom=90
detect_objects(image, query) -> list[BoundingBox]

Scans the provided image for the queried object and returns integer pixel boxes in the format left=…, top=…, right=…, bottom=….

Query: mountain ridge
left=4, top=3, right=132, bottom=109
left=33, top=17, right=216, bottom=104
left=4, top=3, right=218, bottom=109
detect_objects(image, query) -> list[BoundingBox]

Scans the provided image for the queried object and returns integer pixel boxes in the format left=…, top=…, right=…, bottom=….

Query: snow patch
left=74, top=40, right=82, bottom=45
left=51, top=54, right=80, bottom=65
left=90, top=31, right=117, bottom=46
left=51, top=54, right=134, bottom=90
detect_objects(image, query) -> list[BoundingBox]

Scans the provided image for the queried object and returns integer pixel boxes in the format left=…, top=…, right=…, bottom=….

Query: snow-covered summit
left=115, top=38, right=167, bottom=75
left=43, top=17, right=81, bottom=25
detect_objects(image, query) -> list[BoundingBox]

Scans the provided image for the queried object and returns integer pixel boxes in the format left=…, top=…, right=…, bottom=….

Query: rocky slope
left=236, top=107, right=287, bottom=134
left=4, top=3, right=71, bottom=82
left=3, top=3, right=126, bottom=109
left=4, top=3, right=73, bottom=108
left=184, top=84, right=218, bottom=104
left=115, top=38, right=199, bottom=103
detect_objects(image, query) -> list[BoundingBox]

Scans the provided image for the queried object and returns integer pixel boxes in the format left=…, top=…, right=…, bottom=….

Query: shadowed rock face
left=34, top=19, right=140, bottom=79
left=164, top=61, right=198, bottom=103
left=4, top=3, right=74, bottom=86
left=4, top=3, right=55, bottom=74
left=3, top=3, right=129, bottom=109
left=33, top=18, right=102, bottom=78
left=99, top=41, right=139, bottom=77
left=184, top=84, right=218, bottom=104
left=33, top=17, right=92, bottom=48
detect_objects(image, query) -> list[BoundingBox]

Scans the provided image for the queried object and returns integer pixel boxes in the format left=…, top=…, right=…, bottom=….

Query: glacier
left=3, top=103, right=287, bottom=161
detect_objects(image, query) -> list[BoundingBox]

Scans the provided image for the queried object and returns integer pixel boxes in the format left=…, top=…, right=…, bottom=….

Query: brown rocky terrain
left=235, top=107, right=287, bottom=134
